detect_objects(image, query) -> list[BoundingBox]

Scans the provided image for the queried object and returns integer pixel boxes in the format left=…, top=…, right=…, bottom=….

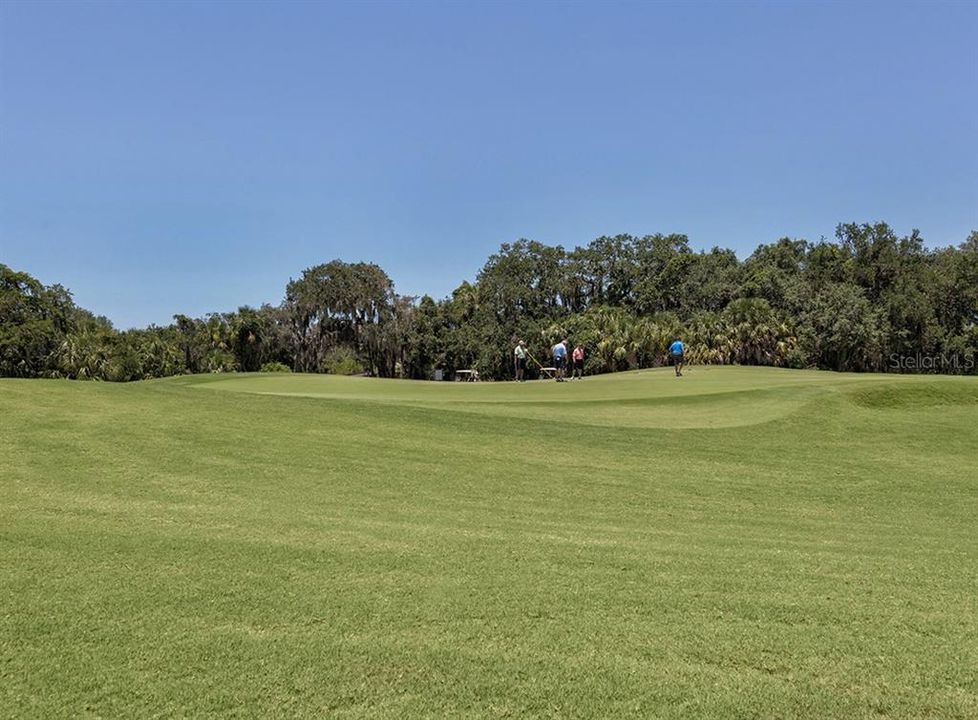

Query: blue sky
left=1, top=0, right=976, bottom=329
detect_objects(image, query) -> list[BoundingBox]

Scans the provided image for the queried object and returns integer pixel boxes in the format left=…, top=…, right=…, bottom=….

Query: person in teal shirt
left=669, top=339, right=685, bottom=377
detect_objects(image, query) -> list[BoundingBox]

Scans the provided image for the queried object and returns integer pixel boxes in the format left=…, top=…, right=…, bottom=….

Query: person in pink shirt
left=571, top=344, right=585, bottom=380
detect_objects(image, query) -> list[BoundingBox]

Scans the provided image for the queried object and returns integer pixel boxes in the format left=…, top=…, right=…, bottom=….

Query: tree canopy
left=2, top=222, right=976, bottom=381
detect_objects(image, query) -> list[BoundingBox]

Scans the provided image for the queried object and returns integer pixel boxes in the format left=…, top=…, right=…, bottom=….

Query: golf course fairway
left=2, top=366, right=976, bottom=718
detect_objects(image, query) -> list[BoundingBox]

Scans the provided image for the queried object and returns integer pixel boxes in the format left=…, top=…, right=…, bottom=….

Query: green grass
left=2, top=366, right=976, bottom=718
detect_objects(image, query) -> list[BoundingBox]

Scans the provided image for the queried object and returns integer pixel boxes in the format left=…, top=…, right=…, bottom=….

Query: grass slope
left=2, top=367, right=976, bottom=718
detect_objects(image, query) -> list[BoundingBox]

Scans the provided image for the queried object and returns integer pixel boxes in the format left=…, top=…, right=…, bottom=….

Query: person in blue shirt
left=669, top=338, right=685, bottom=377
left=551, top=338, right=568, bottom=382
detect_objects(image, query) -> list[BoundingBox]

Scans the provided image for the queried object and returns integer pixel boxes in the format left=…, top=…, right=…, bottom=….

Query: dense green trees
left=285, top=260, right=397, bottom=374
left=1, top=265, right=75, bottom=377
left=2, top=222, right=976, bottom=382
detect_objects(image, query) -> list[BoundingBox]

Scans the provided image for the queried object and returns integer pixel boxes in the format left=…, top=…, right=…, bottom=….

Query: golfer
left=551, top=338, right=568, bottom=382
left=572, top=344, right=584, bottom=380
left=513, top=340, right=528, bottom=382
left=669, top=338, right=685, bottom=377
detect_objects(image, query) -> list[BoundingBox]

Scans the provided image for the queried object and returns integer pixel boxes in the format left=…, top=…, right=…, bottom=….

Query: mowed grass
left=1, top=367, right=976, bottom=719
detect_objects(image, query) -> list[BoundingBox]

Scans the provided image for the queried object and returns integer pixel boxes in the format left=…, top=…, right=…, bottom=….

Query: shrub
left=320, top=346, right=364, bottom=375
left=260, top=361, right=292, bottom=373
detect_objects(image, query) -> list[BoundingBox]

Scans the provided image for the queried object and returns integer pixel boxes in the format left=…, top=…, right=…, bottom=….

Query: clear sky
left=1, top=0, right=976, bottom=329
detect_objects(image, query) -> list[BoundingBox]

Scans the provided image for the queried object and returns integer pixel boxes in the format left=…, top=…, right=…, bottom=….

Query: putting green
left=2, top=367, right=976, bottom=718
left=189, top=366, right=921, bottom=429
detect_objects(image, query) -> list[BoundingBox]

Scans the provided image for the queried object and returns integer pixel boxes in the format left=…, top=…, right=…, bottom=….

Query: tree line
left=3, top=221, right=976, bottom=381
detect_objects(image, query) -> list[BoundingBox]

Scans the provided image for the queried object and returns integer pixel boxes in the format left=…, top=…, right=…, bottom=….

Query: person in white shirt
left=513, top=340, right=528, bottom=382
